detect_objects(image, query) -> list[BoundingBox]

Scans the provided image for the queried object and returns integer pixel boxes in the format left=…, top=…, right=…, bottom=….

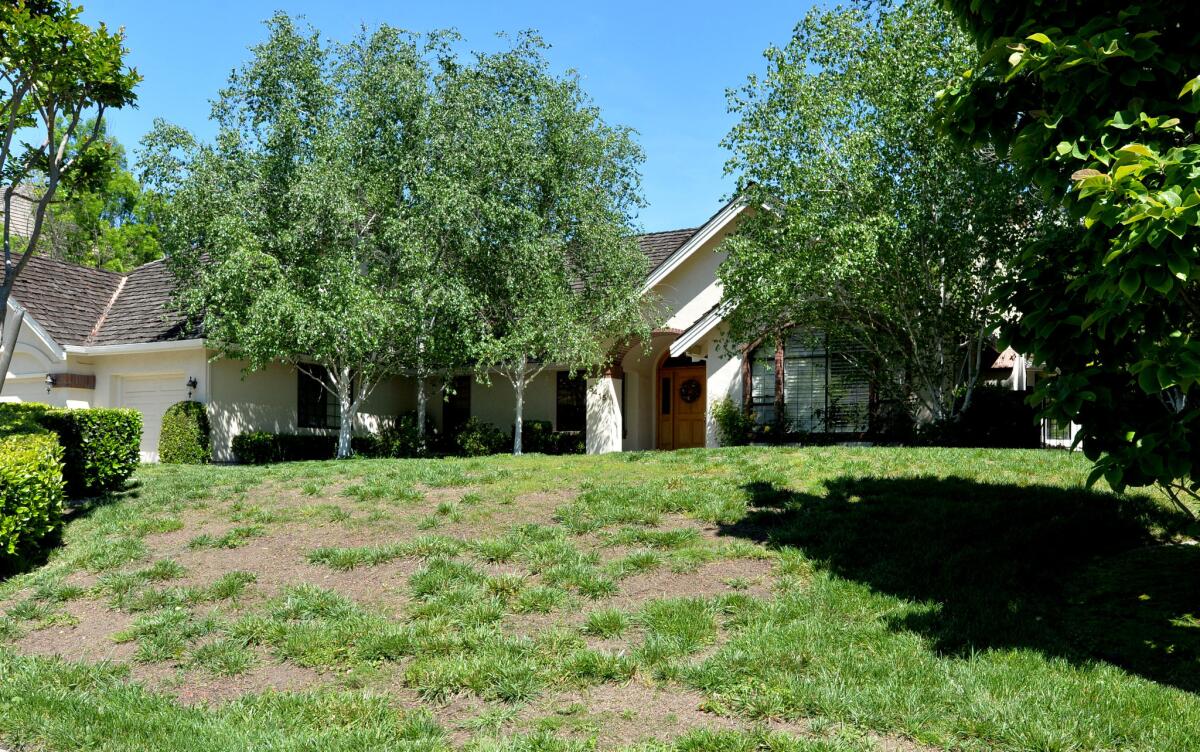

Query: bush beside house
left=38, top=408, right=141, bottom=498
left=0, top=430, right=65, bottom=563
left=230, top=413, right=586, bottom=464
left=159, top=401, right=211, bottom=464
left=0, top=403, right=141, bottom=499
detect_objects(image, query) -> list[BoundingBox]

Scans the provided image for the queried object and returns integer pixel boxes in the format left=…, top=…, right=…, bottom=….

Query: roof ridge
left=86, top=274, right=128, bottom=345
left=638, top=227, right=698, bottom=237
left=16, top=252, right=127, bottom=279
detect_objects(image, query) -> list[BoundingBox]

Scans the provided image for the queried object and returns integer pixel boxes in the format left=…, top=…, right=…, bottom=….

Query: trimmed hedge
left=37, top=408, right=141, bottom=497
left=456, top=418, right=509, bottom=457
left=0, top=402, right=52, bottom=436
left=519, top=420, right=584, bottom=455
left=232, top=432, right=352, bottom=464
left=0, top=433, right=65, bottom=560
left=159, top=401, right=211, bottom=464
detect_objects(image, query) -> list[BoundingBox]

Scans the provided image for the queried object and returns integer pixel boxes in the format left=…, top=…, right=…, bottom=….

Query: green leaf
left=1116, top=143, right=1155, bottom=159
left=1119, top=269, right=1141, bottom=297
left=1026, top=32, right=1052, bottom=45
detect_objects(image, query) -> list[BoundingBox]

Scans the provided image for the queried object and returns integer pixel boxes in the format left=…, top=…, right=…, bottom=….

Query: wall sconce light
left=186, top=376, right=198, bottom=399
left=44, top=374, right=56, bottom=393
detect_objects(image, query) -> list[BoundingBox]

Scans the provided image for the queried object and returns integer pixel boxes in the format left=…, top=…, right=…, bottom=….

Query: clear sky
left=79, top=1, right=813, bottom=233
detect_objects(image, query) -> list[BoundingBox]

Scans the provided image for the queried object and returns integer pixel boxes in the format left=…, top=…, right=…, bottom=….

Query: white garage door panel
left=120, top=376, right=188, bottom=462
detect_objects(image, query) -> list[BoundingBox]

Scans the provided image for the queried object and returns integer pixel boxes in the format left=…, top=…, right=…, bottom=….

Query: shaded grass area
left=0, top=447, right=1198, bottom=750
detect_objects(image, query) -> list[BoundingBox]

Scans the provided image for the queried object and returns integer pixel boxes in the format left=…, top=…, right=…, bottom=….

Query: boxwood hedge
left=34, top=407, right=141, bottom=497
left=159, top=401, right=211, bottom=464
left=0, top=432, right=65, bottom=560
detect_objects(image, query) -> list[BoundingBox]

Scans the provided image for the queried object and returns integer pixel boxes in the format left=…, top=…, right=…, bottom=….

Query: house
left=2, top=195, right=1039, bottom=461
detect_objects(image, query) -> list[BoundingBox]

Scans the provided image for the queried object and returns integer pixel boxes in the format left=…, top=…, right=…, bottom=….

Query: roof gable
left=9, top=255, right=191, bottom=348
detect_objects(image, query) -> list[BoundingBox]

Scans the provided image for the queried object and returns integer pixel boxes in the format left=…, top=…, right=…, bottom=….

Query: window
left=297, top=365, right=340, bottom=429
left=749, top=349, right=776, bottom=425
left=556, top=371, right=586, bottom=432
left=748, top=331, right=870, bottom=434
left=444, top=375, right=471, bottom=434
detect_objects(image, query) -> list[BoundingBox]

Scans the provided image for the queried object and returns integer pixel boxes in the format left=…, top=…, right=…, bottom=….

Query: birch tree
left=337, top=25, right=477, bottom=452
left=444, top=35, right=649, bottom=454
left=155, top=15, right=452, bottom=458
left=0, top=0, right=138, bottom=392
left=719, top=0, right=1045, bottom=426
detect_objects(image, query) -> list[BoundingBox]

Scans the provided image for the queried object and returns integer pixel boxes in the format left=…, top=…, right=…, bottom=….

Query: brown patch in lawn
left=145, top=523, right=423, bottom=614
left=517, top=683, right=744, bottom=746
left=614, top=558, right=773, bottom=606
left=446, top=489, right=579, bottom=538
left=13, top=597, right=137, bottom=663
left=143, top=651, right=329, bottom=706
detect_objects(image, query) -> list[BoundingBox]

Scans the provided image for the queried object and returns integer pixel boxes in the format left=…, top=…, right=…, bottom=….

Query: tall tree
left=719, top=0, right=1042, bottom=428
left=41, top=123, right=161, bottom=272
left=940, top=2, right=1200, bottom=513
left=444, top=35, right=649, bottom=454
left=335, top=25, right=478, bottom=452
left=155, top=15, right=463, bottom=458
left=0, top=0, right=139, bottom=393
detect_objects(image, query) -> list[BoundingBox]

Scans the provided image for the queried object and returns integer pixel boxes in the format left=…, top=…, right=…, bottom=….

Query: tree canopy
left=719, top=0, right=1041, bottom=429
left=153, top=15, right=459, bottom=458
left=940, top=1, right=1200, bottom=511
left=441, top=34, right=650, bottom=454
left=41, top=122, right=160, bottom=272
left=154, top=20, right=647, bottom=457
left=0, top=0, right=139, bottom=392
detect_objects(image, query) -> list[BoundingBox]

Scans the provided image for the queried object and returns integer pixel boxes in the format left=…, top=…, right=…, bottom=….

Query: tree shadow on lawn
left=721, top=477, right=1200, bottom=693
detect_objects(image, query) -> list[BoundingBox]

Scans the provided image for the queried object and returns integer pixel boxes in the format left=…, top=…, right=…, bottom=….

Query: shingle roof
left=9, top=255, right=123, bottom=346
left=92, top=259, right=195, bottom=345
left=638, top=228, right=698, bottom=273
left=9, top=255, right=191, bottom=347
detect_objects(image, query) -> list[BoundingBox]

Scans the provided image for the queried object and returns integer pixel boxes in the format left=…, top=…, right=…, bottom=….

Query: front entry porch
left=584, top=327, right=739, bottom=454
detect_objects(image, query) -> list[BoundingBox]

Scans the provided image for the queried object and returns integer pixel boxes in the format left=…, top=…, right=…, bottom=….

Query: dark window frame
left=745, top=331, right=870, bottom=434
left=556, top=371, right=587, bottom=433
left=297, top=364, right=342, bottom=430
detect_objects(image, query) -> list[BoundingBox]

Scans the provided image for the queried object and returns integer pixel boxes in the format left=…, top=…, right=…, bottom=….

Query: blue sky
left=80, top=1, right=813, bottom=233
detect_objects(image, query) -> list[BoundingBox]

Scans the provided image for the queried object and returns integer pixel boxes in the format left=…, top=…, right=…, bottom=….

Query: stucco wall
left=702, top=324, right=743, bottom=447
left=649, top=221, right=737, bottom=333
left=207, top=358, right=417, bottom=461
left=467, top=370, right=561, bottom=433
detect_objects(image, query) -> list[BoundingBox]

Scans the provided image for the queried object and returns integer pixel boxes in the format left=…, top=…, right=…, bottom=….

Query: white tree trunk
left=416, top=375, right=427, bottom=453
left=336, top=366, right=354, bottom=459
left=513, top=359, right=526, bottom=455
left=0, top=308, right=24, bottom=396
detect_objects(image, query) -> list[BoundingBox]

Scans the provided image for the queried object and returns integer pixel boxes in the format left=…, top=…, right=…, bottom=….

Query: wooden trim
left=48, top=373, right=95, bottom=390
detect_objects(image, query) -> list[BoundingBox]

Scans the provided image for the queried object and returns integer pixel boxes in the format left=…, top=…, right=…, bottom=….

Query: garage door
left=119, top=375, right=188, bottom=462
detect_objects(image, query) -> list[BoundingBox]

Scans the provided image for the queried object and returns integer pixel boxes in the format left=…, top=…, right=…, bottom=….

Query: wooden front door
left=657, top=366, right=707, bottom=450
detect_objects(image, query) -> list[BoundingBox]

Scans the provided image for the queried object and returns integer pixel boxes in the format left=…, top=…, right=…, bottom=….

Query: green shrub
left=159, top=401, right=211, bottom=464
left=233, top=432, right=353, bottom=464
left=359, top=413, right=439, bottom=458
left=0, top=402, right=52, bottom=437
left=0, top=433, right=65, bottom=560
left=712, top=398, right=756, bottom=447
left=37, top=408, right=141, bottom=497
left=512, top=420, right=584, bottom=455
left=455, top=417, right=508, bottom=457
left=519, top=420, right=555, bottom=454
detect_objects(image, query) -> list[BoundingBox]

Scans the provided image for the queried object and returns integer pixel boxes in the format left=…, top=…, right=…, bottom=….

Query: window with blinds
left=749, top=350, right=776, bottom=425
left=750, top=331, right=870, bottom=434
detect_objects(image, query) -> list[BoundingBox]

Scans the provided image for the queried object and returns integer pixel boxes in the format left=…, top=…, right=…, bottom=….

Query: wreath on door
left=679, top=378, right=701, bottom=403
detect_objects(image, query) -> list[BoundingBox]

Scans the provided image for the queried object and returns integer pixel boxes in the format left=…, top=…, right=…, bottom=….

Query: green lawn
left=1, top=447, right=1198, bottom=751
